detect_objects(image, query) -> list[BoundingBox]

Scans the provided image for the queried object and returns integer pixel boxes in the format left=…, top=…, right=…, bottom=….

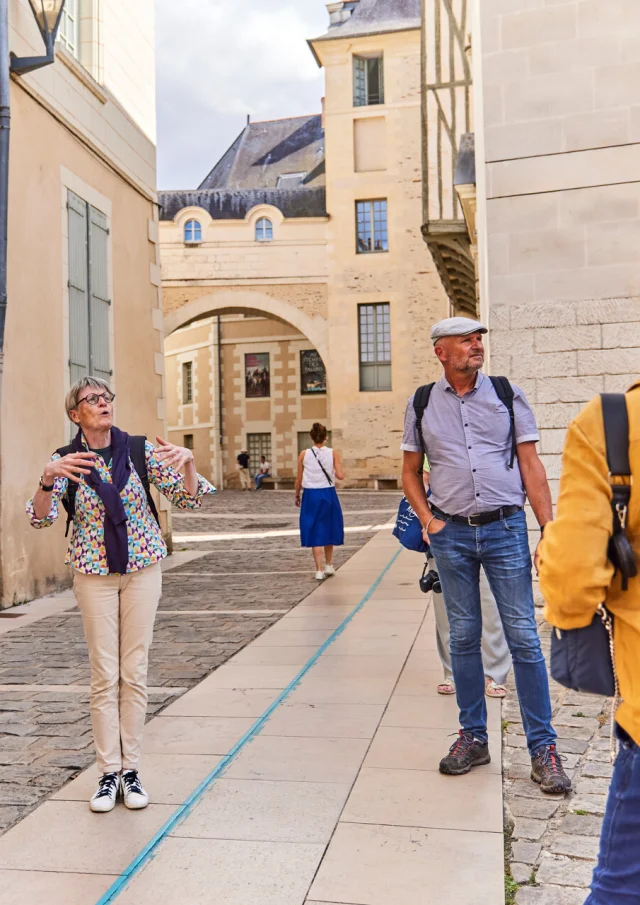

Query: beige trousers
left=73, top=563, right=162, bottom=774
left=238, top=467, right=251, bottom=489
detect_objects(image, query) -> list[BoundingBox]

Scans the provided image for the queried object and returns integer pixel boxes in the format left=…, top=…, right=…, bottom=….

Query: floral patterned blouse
left=26, top=440, right=215, bottom=575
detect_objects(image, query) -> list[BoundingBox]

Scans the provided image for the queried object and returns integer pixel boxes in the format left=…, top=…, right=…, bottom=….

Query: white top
left=302, top=446, right=335, bottom=489
left=259, top=461, right=270, bottom=474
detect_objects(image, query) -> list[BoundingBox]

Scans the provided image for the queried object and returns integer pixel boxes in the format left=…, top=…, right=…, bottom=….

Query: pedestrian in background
left=295, top=422, right=344, bottom=581
left=237, top=448, right=250, bottom=490
left=539, top=383, right=640, bottom=903
left=254, top=455, right=271, bottom=490
left=26, top=377, right=215, bottom=813
left=402, top=316, right=570, bottom=794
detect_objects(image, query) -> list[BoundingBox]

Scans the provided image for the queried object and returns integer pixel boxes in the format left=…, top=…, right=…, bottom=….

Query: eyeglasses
left=76, top=392, right=115, bottom=407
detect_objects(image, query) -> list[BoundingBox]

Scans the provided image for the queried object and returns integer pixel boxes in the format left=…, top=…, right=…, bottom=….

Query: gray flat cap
left=431, top=316, right=488, bottom=343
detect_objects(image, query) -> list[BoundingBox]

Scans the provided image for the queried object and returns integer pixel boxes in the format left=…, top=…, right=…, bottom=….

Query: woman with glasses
left=26, top=377, right=215, bottom=814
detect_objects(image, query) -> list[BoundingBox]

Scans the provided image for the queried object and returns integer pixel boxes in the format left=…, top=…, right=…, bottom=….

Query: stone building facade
left=164, top=314, right=329, bottom=486
left=159, top=0, right=449, bottom=487
left=421, top=0, right=640, bottom=546
left=474, top=0, right=640, bottom=510
left=5, top=0, right=165, bottom=605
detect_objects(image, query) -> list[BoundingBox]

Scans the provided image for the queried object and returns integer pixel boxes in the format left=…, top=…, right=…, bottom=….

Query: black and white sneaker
left=89, top=772, right=120, bottom=813
left=121, top=770, right=149, bottom=810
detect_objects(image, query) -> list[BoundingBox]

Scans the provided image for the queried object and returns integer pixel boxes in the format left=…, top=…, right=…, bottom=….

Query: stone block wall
left=477, top=0, right=640, bottom=513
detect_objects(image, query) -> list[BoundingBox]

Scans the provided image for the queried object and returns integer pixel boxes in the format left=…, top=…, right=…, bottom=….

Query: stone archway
left=164, top=289, right=329, bottom=364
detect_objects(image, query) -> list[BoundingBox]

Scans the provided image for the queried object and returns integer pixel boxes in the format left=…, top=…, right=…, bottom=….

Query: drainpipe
left=0, top=0, right=9, bottom=355
left=216, top=315, right=224, bottom=488
left=0, top=0, right=10, bottom=602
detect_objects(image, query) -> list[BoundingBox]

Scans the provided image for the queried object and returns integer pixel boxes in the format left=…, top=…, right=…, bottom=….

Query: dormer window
left=255, top=218, right=273, bottom=242
left=276, top=173, right=305, bottom=188
left=184, top=219, right=202, bottom=244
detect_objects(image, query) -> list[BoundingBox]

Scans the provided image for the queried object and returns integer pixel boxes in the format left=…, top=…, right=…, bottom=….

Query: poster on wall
left=300, top=350, right=327, bottom=395
left=245, top=352, right=271, bottom=398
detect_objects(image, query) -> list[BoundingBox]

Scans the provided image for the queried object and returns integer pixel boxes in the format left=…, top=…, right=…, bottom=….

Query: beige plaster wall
left=4, top=83, right=163, bottom=605
left=315, top=27, right=449, bottom=480
left=476, top=0, right=640, bottom=541
left=9, top=0, right=156, bottom=198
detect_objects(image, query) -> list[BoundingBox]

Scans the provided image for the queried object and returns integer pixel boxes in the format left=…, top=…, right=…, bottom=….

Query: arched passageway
left=164, top=289, right=329, bottom=365
left=163, top=297, right=331, bottom=489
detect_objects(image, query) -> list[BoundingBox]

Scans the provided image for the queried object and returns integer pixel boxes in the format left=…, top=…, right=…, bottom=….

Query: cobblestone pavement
left=0, top=490, right=399, bottom=836
left=506, top=611, right=611, bottom=905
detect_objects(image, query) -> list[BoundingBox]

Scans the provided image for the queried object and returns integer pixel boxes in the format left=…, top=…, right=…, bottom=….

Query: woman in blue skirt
left=295, top=422, right=345, bottom=581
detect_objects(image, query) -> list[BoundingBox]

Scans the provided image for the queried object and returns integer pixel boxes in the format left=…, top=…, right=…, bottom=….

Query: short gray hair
left=65, top=376, right=113, bottom=420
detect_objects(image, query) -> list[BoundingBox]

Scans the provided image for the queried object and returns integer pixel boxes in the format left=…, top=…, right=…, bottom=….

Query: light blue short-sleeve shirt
left=401, top=372, right=539, bottom=517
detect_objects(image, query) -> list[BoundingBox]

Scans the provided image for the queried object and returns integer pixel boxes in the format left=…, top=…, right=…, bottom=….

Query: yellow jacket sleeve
left=539, top=399, right=614, bottom=629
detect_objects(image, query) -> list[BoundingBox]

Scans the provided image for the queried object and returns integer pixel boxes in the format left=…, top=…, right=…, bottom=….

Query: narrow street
left=0, top=490, right=399, bottom=836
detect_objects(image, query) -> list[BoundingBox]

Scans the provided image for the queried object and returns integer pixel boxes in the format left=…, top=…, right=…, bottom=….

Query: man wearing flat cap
left=401, top=316, right=570, bottom=794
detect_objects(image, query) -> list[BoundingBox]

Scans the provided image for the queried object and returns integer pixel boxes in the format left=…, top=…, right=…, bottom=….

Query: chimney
left=326, top=1, right=360, bottom=28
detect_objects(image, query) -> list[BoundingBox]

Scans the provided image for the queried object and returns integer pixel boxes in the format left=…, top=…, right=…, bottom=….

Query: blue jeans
left=255, top=473, right=270, bottom=489
left=585, top=726, right=640, bottom=904
left=428, top=509, right=555, bottom=754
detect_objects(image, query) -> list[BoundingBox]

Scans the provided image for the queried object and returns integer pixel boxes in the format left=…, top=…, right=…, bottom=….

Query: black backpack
left=413, top=376, right=517, bottom=469
left=55, top=435, right=160, bottom=537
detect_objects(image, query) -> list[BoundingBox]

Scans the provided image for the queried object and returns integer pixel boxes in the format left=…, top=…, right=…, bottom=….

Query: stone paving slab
left=0, top=491, right=399, bottom=838
left=0, top=530, right=504, bottom=905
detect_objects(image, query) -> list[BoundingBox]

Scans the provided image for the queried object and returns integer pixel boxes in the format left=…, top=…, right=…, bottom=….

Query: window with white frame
left=356, top=199, right=388, bottom=254
left=57, top=0, right=79, bottom=57
left=255, top=218, right=273, bottom=242
left=67, top=190, right=111, bottom=386
left=358, top=303, right=391, bottom=391
left=182, top=362, right=193, bottom=403
left=184, top=219, right=202, bottom=244
left=353, top=54, right=384, bottom=107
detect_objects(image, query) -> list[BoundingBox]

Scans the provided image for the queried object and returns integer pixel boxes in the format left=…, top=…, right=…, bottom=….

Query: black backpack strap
left=412, top=383, right=435, bottom=459
left=490, top=376, right=516, bottom=469
left=130, top=436, right=160, bottom=527
left=55, top=444, right=76, bottom=537
left=601, top=393, right=637, bottom=591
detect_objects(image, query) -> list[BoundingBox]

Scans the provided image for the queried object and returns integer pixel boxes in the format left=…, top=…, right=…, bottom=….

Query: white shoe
left=315, top=571, right=325, bottom=581
left=324, top=564, right=336, bottom=577
left=121, top=770, right=149, bottom=809
left=89, top=772, right=120, bottom=812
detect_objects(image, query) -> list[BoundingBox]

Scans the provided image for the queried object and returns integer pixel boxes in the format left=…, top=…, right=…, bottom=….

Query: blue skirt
left=300, top=487, right=345, bottom=548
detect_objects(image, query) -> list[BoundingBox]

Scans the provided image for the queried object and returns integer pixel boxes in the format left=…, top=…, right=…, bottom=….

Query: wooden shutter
left=67, top=191, right=90, bottom=384
left=88, top=206, right=111, bottom=381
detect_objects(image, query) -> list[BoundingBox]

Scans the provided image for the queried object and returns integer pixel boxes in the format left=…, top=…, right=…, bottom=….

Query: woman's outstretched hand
left=154, top=437, right=194, bottom=471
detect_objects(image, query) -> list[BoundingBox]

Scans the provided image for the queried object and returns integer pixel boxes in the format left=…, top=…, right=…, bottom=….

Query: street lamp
left=10, top=0, right=66, bottom=75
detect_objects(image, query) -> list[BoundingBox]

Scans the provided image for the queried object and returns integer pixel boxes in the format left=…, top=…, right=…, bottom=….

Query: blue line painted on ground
left=95, top=546, right=402, bottom=905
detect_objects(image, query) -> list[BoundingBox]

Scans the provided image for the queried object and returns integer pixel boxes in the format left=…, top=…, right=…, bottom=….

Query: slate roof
left=198, top=114, right=325, bottom=191
left=158, top=114, right=327, bottom=222
left=312, top=0, right=420, bottom=43
left=158, top=187, right=327, bottom=222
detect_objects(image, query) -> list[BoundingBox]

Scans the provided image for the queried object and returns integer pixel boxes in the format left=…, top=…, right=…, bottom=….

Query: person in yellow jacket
left=539, top=382, right=640, bottom=905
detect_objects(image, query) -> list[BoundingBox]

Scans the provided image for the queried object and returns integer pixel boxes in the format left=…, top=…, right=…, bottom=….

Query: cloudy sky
left=155, top=0, right=328, bottom=189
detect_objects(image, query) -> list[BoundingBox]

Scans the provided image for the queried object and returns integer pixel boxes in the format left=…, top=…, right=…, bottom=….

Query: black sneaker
left=439, top=730, right=491, bottom=775
left=89, top=772, right=120, bottom=813
left=531, top=744, right=572, bottom=794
